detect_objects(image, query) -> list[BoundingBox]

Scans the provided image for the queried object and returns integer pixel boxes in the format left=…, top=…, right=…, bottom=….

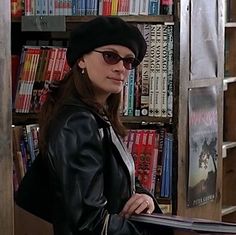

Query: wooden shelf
left=222, top=206, right=236, bottom=216
left=12, top=112, right=39, bottom=125
left=222, top=141, right=236, bottom=158
left=121, top=116, right=172, bottom=125
left=12, top=112, right=172, bottom=126
left=225, top=22, right=236, bottom=28
left=12, top=15, right=174, bottom=24
left=223, top=77, right=236, bottom=91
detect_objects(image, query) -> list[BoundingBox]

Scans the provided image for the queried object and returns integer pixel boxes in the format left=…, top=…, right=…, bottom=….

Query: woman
left=39, top=16, right=166, bottom=235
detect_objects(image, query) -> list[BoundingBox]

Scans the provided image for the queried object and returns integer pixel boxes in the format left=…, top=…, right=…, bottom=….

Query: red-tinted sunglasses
left=93, top=50, right=140, bottom=70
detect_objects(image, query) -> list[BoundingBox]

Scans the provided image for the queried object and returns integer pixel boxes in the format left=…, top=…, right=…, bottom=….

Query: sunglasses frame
left=93, top=50, right=140, bottom=70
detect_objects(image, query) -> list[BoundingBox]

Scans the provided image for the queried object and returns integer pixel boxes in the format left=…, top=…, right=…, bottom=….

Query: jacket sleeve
left=47, top=111, right=146, bottom=235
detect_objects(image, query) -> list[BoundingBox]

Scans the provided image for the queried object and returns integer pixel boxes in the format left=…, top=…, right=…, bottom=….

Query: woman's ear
left=77, top=57, right=86, bottom=70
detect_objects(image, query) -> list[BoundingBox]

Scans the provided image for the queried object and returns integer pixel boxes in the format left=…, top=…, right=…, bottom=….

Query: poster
left=187, top=86, right=218, bottom=207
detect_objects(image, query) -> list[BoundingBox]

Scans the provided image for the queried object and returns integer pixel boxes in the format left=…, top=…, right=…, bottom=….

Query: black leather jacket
left=44, top=97, right=162, bottom=235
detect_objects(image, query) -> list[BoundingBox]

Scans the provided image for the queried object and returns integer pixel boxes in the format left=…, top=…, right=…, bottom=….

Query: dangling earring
left=81, top=69, right=85, bottom=74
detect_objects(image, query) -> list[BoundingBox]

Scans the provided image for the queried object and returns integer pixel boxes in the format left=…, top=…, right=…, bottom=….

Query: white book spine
left=129, top=0, right=140, bottom=15
left=154, top=24, right=163, bottom=117
left=167, top=25, right=174, bottom=117
left=148, top=24, right=156, bottom=117
left=139, top=0, right=149, bottom=15
left=141, top=24, right=151, bottom=116
left=161, top=25, right=168, bottom=117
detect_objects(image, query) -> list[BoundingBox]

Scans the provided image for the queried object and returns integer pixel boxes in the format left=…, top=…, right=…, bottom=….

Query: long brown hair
left=39, top=64, right=127, bottom=155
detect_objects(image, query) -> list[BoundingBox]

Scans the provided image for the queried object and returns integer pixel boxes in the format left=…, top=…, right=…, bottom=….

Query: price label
left=22, top=16, right=66, bottom=32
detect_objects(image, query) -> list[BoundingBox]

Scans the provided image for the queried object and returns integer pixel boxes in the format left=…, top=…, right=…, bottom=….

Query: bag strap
left=101, top=213, right=110, bottom=235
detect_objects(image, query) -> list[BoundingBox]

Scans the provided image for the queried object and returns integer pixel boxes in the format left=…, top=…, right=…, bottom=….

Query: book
left=155, top=127, right=166, bottom=198
left=12, top=55, right=20, bottom=104
left=142, top=130, right=158, bottom=194
left=11, top=0, right=22, bottom=17
left=148, top=0, right=160, bottom=15
left=140, top=24, right=151, bottom=116
left=161, top=0, right=173, bottom=15
left=130, top=213, right=236, bottom=234
left=139, top=0, right=149, bottom=15
left=154, top=24, right=163, bottom=117
left=148, top=24, right=156, bottom=117
left=134, top=63, right=142, bottom=116
left=161, top=25, right=168, bottom=117
left=167, top=25, right=174, bottom=117
left=127, top=69, right=135, bottom=116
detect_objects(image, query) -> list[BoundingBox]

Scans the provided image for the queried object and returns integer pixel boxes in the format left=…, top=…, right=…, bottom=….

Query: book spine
left=128, top=69, right=135, bottom=116
left=134, top=65, right=142, bottom=116
left=148, top=0, right=160, bottom=15
left=148, top=24, right=156, bottom=117
left=72, top=0, right=77, bottom=15
left=131, top=129, right=143, bottom=178
left=51, top=47, right=62, bottom=81
left=42, top=0, right=49, bottom=15
left=11, top=55, right=20, bottom=104
left=134, top=24, right=144, bottom=117
left=142, top=130, right=158, bottom=193
left=154, top=24, right=163, bottom=117
left=98, top=0, right=103, bottom=15
left=129, top=0, right=140, bottom=15
left=93, top=0, right=99, bottom=15
left=160, top=134, right=168, bottom=197
left=24, top=0, right=32, bottom=15
left=48, top=0, right=55, bottom=15
left=138, top=130, right=149, bottom=184
left=139, top=0, right=149, bottom=15
left=111, top=0, right=118, bottom=15
left=161, top=0, right=173, bottom=15
left=26, top=48, right=41, bottom=113
left=21, top=47, right=34, bottom=113
left=12, top=0, right=23, bottom=16
left=167, top=25, right=174, bottom=117
left=161, top=25, right=168, bottom=117
left=55, top=0, right=60, bottom=15
left=122, top=81, right=129, bottom=116
left=127, top=129, right=136, bottom=154
left=140, top=24, right=150, bottom=116
left=155, top=127, right=166, bottom=198
left=117, top=0, right=124, bottom=15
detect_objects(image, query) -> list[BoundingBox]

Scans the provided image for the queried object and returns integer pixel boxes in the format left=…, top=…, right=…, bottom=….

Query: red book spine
left=131, top=130, right=143, bottom=178
left=141, top=130, right=158, bottom=192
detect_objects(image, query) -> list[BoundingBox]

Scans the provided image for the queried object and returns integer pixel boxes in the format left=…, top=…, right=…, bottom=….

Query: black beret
left=66, top=16, right=147, bottom=68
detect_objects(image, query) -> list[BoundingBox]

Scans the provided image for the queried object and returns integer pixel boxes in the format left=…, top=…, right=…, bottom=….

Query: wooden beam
left=0, top=0, right=14, bottom=234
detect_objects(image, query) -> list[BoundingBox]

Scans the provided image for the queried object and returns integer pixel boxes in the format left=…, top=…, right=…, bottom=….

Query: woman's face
left=78, top=45, right=135, bottom=104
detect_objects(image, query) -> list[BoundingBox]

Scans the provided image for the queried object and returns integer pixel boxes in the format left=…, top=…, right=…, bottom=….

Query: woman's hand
left=119, top=193, right=155, bottom=218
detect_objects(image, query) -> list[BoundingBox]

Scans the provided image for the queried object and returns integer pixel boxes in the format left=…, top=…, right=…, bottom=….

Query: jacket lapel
left=109, top=126, right=135, bottom=195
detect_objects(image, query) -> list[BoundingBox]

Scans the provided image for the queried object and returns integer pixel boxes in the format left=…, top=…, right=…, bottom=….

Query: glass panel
left=190, top=0, right=218, bottom=79
left=226, top=0, right=236, bottom=22
left=225, top=28, right=236, bottom=77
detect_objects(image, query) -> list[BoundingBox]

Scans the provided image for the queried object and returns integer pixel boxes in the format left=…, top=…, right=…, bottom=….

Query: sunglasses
left=93, top=50, right=140, bottom=70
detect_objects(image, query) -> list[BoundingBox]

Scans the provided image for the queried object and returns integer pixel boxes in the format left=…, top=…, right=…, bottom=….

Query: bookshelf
left=4, top=0, right=227, bottom=234
left=222, top=0, right=236, bottom=222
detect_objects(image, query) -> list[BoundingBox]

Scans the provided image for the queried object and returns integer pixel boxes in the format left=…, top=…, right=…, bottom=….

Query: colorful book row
left=11, top=0, right=173, bottom=17
left=124, top=128, right=173, bottom=199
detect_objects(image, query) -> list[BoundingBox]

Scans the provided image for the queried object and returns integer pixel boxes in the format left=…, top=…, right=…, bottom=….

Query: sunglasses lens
left=98, top=51, right=139, bottom=70
left=123, top=57, right=135, bottom=70
left=103, top=52, right=120, bottom=65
